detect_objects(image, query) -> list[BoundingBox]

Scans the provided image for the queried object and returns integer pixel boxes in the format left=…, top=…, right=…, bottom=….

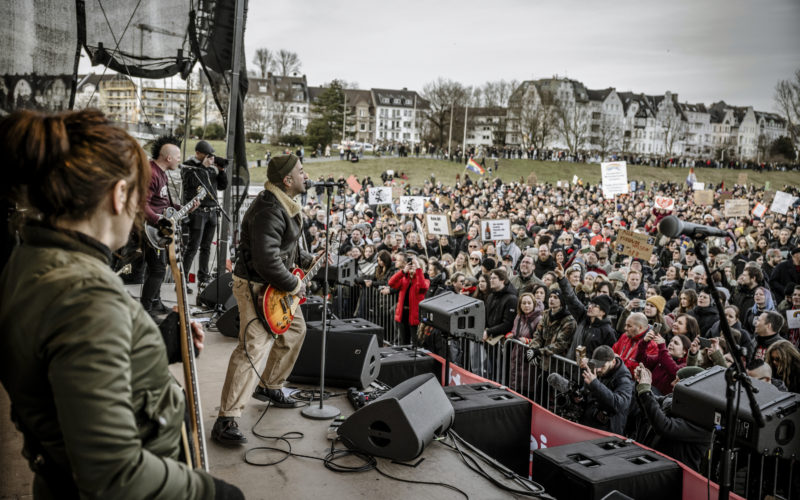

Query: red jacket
left=388, top=268, right=430, bottom=325
left=612, top=330, right=658, bottom=374
left=635, top=341, right=686, bottom=395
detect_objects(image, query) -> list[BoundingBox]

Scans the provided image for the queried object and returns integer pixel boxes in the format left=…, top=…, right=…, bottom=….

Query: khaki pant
left=218, top=276, right=306, bottom=417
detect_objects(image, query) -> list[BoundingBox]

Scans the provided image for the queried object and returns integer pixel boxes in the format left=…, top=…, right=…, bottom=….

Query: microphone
left=547, top=373, right=572, bottom=393
left=658, top=215, right=730, bottom=239
left=305, top=179, right=346, bottom=189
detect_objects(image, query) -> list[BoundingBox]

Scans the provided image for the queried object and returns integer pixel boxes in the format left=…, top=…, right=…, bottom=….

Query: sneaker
left=253, top=386, right=299, bottom=408
left=198, top=281, right=209, bottom=292
left=211, top=417, right=247, bottom=445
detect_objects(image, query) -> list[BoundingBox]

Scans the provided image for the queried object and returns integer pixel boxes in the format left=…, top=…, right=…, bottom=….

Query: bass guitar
left=262, top=256, right=325, bottom=334
left=145, top=186, right=207, bottom=250
left=164, top=218, right=209, bottom=471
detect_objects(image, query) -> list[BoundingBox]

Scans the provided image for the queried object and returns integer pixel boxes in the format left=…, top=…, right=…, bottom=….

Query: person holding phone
left=578, top=345, right=633, bottom=435
left=388, top=254, right=430, bottom=345
left=634, top=330, right=690, bottom=395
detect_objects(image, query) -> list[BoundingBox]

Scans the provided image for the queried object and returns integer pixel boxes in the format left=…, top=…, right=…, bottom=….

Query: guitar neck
left=302, top=256, right=326, bottom=285
left=171, top=188, right=207, bottom=221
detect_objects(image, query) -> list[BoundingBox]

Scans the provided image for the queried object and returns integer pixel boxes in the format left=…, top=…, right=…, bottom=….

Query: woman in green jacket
left=0, top=110, right=241, bottom=499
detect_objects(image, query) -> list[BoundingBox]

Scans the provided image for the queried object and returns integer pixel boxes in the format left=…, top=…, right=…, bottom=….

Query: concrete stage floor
left=1, top=283, right=538, bottom=499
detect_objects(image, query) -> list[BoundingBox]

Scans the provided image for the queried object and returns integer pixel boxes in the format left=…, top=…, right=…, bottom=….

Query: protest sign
left=615, top=229, right=654, bottom=261
left=692, top=182, right=705, bottom=191
left=654, top=196, right=675, bottom=211
left=724, top=199, right=749, bottom=217
left=398, top=196, right=424, bottom=214
left=718, top=191, right=733, bottom=202
left=752, top=203, right=767, bottom=218
left=368, top=186, right=392, bottom=205
left=346, top=175, right=362, bottom=193
left=480, top=219, right=511, bottom=242
left=526, top=172, right=538, bottom=186
left=787, top=310, right=800, bottom=329
left=572, top=175, right=579, bottom=184
left=770, top=190, right=798, bottom=215
left=425, top=214, right=451, bottom=236
left=601, top=161, right=628, bottom=197
left=694, top=190, right=714, bottom=205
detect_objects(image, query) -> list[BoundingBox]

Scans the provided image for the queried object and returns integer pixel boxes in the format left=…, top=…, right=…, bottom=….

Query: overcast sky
left=244, top=0, right=800, bottom=112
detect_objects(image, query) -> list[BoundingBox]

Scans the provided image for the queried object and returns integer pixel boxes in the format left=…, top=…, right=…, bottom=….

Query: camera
left=698, top=337, right=712, bottom=349
left=213, top=157, right=229, bottom=168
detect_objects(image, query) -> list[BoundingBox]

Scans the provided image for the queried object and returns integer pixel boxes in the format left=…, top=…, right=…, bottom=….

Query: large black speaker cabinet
left=338, top=373, right=454, bottom=462
left=672, top=365, right=800, bottom=456
left=531, top=438, right=681, bottom=500
left=197, top=272, right=236, bottom=310
left=377, top=346, right=441, bottom=387
left=419, top=292, right=484, bottom=341
left=216, top=305, right=239, bottom=338
left=444, top=383, right=532, bottom=476
left=300, top=295, right=327, bottom=323
left=288, top=324, right=381, bottom=389
left=313, top=255, right=356, bottom=285
left=312, top=317, right=385, bottom=347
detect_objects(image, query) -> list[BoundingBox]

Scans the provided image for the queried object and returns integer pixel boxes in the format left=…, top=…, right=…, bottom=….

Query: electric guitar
left=144, top=186, right=207, bottom=250
left=164, top=218, right=209, bottom=471
left=262, top=256, right=325, bottom=334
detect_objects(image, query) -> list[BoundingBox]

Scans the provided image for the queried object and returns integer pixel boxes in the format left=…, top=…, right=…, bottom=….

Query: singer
left=213, top=154, right=312, bottom=445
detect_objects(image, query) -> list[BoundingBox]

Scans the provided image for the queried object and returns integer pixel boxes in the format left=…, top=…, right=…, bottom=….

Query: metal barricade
left=726, top=448, right=798, bottom=499
left=350, top=285, right=398, bottom=346
left=504, top=341, right=582, bottom=416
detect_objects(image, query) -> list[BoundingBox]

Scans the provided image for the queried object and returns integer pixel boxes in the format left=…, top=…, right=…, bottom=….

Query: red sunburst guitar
left=262, top=256, right=326, bottom=334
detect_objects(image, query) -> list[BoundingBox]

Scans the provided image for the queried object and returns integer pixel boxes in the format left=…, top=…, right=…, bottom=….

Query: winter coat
left=560, top=277, right=618, bottom=357
left=531, top=307, right=577, bottom=357
left=770, top=258, right=800, bottom=304
left=691, top=304, right=720, bottom=336
left=635, top=342, right=686, bottom=395
left=612, top=330, right=659, bottom=375
left=388, top=268, right=430, bottom=325
left=485, top=282, right=519, bottom=340
left=580, top=357, right=633, bottom=435
left=509, top=301, right=544, bottom=391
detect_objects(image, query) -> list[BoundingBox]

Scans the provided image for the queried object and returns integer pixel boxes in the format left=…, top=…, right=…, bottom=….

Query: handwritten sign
left=787, top=310, right=800, bottom=329
left=770, top=190, right=798, bottom=215
left=572, top=175, right=579, bottom=185
left=615, top=229, right=654, bottom=261
left=692, top=182, right=705, bottom=191
left=752, top=203, right=767, bottom=218
left=654, top=196, right=675, bottom=211
left=724, top=199, right=749, bottom=217
left=368, top=186, right=392, bottom=205
left=601, top=161, right=629, bottom=198
left=398, top=196, right=425, bottom=214
left=425, top=214, right=451, bottom=236
left=737, top=173, right=748, bottom=186
left=346, top=175, right=362, bottom=193
left=480, top=219, right=511, bottom=242
left=694, top=190, right=714, bottom=205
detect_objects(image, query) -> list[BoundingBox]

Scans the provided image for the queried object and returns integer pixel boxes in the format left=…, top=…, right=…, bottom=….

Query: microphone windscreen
left=547, top=373, right=571, bottom=393
left=658, top=216, right=682, bottom=238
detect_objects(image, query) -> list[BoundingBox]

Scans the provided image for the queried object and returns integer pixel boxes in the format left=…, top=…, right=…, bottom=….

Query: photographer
left=182, top=140, right=228, bottom=292
left=578, top=345, right=634, bottom=435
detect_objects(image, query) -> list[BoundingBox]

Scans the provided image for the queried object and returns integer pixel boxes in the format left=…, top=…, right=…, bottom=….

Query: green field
left=202, top=140, right=800, bottom=189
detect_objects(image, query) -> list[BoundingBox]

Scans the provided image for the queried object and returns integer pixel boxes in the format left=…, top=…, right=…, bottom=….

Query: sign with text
left=526, top=172, right=538, bottom=186
left=480, top=219, right=511, bottom=242
left=601, top=161, right=629, bottom=198
left=751, top=202, right=767, bottom=218
left=368, top=186, right=392, bottom=205
left=692, top=182, right=705, bottom=191
left=787, top=310, right=800, bottom=329
left=694, top=190, right=714, bottom=205
left=615, top=229, right=654, bottom=261
left=425, top=214, right=451, bottom=236
left=738, top=173, right=748, bottom=186
left=654, top=196, right=675, bottom=211
left=724, top=199, right=749, bottom=217
left=770, top=190, right=798, bottom=215
left=398, top=196, right=425, bottom=214
left=718, top=191, right=733, bottom=202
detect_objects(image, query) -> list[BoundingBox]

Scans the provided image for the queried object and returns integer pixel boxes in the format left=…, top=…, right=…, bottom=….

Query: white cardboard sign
left=601, top=161, right=628, bottom=198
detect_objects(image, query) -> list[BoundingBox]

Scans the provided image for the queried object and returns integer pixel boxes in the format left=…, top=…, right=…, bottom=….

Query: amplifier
left=313, top=255, right=356, bottom=285
left=300, top=295, right=330, bottom=323
left=307, top=318, right=384, bottom=347
left=672, top=365, right=800, bottom=456
left=377, top=346, right=440, bottom=387
left=419, top=292, right=485, bottom=341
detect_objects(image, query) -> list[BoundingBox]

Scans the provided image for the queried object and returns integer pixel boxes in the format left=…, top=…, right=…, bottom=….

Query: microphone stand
left=692, top=237, right=765, bottom=499
left=302, top=182, right=341, bottom=420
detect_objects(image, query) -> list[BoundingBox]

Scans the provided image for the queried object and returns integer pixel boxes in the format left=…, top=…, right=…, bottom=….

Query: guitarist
left=141, top=135, right=199, bottom=317
left=213, top=154, right=312, bottom=446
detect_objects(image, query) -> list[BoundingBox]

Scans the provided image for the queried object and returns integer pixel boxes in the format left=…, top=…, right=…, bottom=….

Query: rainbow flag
left=466, top=158, right=485, bottom=175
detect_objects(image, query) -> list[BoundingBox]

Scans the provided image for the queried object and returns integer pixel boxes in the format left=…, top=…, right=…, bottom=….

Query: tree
left=553, top=98, right=589, bottom=155
left=774, top=69, right=800, bottom=156
left=594, top=114, right=622, bottom=161
left=477, top=79, right=519, bottom=107
left=243, top=95, right=270, bottom=138
left=266, top=99, right=292, bottom=141
left=253, top=48, right=274, bottom=79
left=769, top=136, right=796, bottom=160
left=275, top=49, right=301, bottom=77
left=306, top=80, right=352, bottom=147
left=421, top=78, right=471, bottom=148
left=512, top=85, right=556, bottom=151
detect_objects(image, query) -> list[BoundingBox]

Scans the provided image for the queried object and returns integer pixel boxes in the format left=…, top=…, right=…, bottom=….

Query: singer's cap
left=195, top=140, right=215, bottom=155
left=267, top=154, right=299, bottom=184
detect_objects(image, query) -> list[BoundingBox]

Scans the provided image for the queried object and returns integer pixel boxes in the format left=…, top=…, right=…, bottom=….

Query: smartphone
left=698, top=337, right=712, bottom=349
left=652, top=323, right=662, bottom=333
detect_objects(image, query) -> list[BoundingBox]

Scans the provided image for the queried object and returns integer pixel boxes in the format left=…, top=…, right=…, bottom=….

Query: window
left=381, top=97, right=389, bottom=104
left=360, top=124, right=366, bottom=131
left=393, top=98, right=401, bottom=104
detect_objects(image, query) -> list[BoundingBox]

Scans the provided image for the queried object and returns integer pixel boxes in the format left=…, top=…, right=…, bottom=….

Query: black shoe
left=253, top=386, right=299, bottom=408
left=187, top=286, right=194, bottom=295
left=151, top=300, right=170, bottom=315
left=211, top=417, right=247, bottom=445
left=198, top=280, right=209, bottom=291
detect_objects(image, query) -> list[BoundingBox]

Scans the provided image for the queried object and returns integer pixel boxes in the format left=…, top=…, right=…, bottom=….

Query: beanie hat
left=608, top=271, right=625, bottom=282
left=482, top=257, right=497, bottom=270
left=267, top=154, right=299, bottom=184
left=676, top=366, right=705, bottom=380
left=590, top=294, right=613, bottom=316
left=646, top=295, right=666, bottom=314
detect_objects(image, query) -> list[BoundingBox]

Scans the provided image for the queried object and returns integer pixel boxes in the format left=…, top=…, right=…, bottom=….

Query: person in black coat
left=691, top=289, right=720, bottom=336
left=559, top=268, right=618, bottom=358
left=482, top=268, right=518, bottom=379
left=579, top=346, right=633, bottom=435
left=769, top=247, right=800, bottom=304
left=634, top=365, right=710, bottom=472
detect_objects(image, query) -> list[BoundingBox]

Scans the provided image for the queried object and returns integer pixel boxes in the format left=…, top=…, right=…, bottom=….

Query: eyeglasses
left=470, top=257, right=480, bottom=261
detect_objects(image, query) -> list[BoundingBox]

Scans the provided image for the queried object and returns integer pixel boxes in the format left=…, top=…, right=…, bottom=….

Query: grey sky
left=246, top=0, right=800, bottom=112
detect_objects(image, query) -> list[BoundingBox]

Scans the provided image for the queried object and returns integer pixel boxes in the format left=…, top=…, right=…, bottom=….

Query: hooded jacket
left=485, top=282, right=519, bottom=339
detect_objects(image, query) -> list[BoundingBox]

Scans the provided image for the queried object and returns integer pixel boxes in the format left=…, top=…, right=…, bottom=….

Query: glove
left=156, top=217, right=174, bottom=239
left=213, top=477, right=245, bottom=500
left=526, top=348, right=535, bottom=362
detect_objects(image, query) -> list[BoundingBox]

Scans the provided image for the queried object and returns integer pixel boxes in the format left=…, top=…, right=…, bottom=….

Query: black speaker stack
left=531, top=437, right=681, bottom=500
left=197, top=271, right=236, bottom=311
left=419, top=292, right=485, bottom=342
left=376, top=346, right=441, bottom=387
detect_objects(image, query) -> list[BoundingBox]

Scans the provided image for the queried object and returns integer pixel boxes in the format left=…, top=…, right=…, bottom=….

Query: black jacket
left=692, top=304, right=720, bottom=335
left=181, top=156, right=228, bottom=206
left=485, top=282, right=518, bottom=338
left=580, top=357, right=633, bottom=435
left=234, top=185, right=313, bottom=291
left=770, top=259, right=800, bottom=304
left=560, top=277, right=618, bottom=356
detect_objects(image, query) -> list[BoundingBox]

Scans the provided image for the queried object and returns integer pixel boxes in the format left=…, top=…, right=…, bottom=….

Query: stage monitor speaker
left=288, top=325, right=381, bottom=389
left=531, top=438, right=681, bottom=500
left=419, top=292, right=484, bottom=341
left=197, top=272, right=236, bottom=311
left=313, top=255, right=356, bottom=285
left=300, top=295, right=327, bottom=323
left=315, top=317, right=385, bottom=347
left=672, top=365, right=800, bottom=456
left=216, top=305, right=239, bottom=338
left=338, top=373, right=454, bottom=462
left=377, top=347, right=441, bottom=388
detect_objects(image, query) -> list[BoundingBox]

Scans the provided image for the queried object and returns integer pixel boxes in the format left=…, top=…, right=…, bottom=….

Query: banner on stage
left=600, top=161, right=628, bottom=198
left=481, top=219, right=511, bottom=242
left=654, top=196, right=675, bottom=211
left=368, top=186, right=392, bottom=205
left=615, top=229, right=654, bottom=261
left=425, top=214, right=451, bottom=236
left=770, top=190, right=798, bottom=215
left=398, top=196, right=425, bottom=214
left=724, top=199, right=749, bottom=217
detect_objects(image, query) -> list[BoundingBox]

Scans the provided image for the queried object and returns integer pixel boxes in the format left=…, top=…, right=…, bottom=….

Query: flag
left=686, top=167, right=697, bottom=187
left=466, top=157, right=485, bottom=175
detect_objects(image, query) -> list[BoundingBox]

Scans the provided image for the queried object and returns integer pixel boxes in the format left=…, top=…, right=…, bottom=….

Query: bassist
left=213, top=154, right=312, bottom=445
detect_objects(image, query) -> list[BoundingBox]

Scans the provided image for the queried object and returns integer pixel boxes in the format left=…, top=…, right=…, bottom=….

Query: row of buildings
left=76, top=71, right=790, bottom=161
